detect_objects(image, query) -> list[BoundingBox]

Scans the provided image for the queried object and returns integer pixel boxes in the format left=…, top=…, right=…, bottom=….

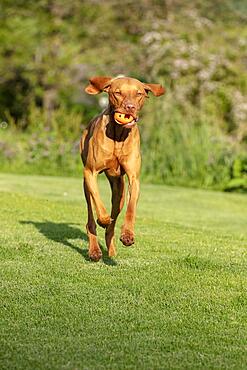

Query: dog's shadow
left=20, top=220, right=117, bottom=266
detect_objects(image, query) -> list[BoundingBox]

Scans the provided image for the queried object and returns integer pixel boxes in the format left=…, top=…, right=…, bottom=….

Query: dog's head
left=85, top=76, right=165, bottom=127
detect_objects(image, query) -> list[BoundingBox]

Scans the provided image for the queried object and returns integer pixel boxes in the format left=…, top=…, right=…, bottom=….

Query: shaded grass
left=0, top=173, right=247, bottom=370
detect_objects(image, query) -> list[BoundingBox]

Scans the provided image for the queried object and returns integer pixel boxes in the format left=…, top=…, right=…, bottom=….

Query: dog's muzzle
left=114, top=112, right=138, bottom=127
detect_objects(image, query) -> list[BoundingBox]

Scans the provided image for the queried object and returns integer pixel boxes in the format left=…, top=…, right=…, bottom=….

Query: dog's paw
left=120, top=230, right=135, bottom=247
left=97, top=215, right=113, bottom=228
left=89, top=248, right=102, bottom=262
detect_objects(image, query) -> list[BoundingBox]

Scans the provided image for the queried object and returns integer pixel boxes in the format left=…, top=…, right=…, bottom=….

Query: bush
left=1, top=102, right=246, bottom=191
left=224, top=155, right=247, bottom=192
left=0, top=0, right=246, bottom=191
left=0, top=106, right=84, bottom=177
left=141, top=97, right=236, bottom=189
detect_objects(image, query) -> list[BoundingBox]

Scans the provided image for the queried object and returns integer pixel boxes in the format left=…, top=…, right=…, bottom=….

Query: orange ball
left=114, top=112, right=134, bottom=125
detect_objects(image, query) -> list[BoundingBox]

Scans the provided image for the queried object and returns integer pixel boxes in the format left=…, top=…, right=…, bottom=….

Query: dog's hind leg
left=105, top=175, right=125, bottom=257
left=83, top=179, right=102, bottom=261
left=120, top=156, right=141, bottom=247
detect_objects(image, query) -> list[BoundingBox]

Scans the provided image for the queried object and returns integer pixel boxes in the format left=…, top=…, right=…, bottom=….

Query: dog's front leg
left=120, top=171, right=140, bottom=247
left=83, top=179, right=102, bottom=261
left=84, top=168, right=112, bottom=228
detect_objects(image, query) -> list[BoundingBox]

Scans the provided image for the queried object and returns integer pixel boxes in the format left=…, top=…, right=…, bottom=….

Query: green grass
left=0, top=173, right=247, bottom=370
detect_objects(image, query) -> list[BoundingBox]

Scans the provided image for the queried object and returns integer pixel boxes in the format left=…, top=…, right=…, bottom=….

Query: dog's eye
left=137, top=92, right=143, bottom=97
left=114, top=91, right=121, bottom=96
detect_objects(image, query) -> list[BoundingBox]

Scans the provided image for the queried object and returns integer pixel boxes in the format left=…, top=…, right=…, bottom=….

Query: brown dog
left=80, top=76, right=165, bottom=261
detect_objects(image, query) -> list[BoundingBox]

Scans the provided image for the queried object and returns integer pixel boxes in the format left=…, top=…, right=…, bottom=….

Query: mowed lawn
left=0, top=173, right=247, bottom=370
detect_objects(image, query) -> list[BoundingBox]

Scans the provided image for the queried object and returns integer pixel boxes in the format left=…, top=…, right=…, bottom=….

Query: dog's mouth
left=114, top=112, right=137, bottom=127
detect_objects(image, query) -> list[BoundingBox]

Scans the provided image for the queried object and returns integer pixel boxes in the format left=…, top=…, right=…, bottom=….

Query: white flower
left=99, top=96, right=108, bottom=108
left=174, top=59, right=189, bottom=70
left=141, top=32, right=162, bottom=45
left=198, top=70, right=211, bottom=81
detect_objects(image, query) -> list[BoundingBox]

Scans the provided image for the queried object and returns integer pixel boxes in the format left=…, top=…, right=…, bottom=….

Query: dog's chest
left=105, top=157, right=121, bottom=176
left=104, top=143, right=126, bottom=175
left=113, top=141, right=127, bottom=156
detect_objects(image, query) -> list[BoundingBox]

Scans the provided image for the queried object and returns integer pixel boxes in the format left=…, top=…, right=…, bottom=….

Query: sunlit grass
left=0, top=173, right=246, bottom=370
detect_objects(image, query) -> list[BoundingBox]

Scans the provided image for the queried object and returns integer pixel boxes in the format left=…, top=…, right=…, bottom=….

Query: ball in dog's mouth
left=114, top=112, right=137, bottom=127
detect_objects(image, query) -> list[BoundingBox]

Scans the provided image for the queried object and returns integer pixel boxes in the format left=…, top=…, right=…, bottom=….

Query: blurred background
left=0, top=0, right=246, bottom=191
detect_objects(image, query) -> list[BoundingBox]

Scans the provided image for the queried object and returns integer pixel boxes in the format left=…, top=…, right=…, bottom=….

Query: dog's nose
left=125, top=103, right=136, bottom=112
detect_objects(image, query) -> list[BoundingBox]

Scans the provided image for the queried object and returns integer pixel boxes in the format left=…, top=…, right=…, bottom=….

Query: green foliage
left=0, top=0, right=246, bottom=190
left=224, top=155, right=247, bottom=192
left=0, top=100, right=246, bottom=190
left=141, top=97, right=235, bottom=188
left=0, top=106, right=83, bottom=176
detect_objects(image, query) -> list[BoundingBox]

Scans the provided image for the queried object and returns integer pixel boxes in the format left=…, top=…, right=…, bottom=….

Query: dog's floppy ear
left=143, top=83, right=165, bottom=97
left=85, top=76, right=113, bottom=95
